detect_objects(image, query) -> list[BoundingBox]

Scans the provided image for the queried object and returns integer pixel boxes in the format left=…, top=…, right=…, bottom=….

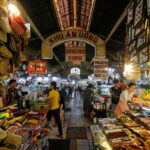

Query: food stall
left=91, top=84, right=112, bottom=120
left=90, top=85, right=150, bottom=150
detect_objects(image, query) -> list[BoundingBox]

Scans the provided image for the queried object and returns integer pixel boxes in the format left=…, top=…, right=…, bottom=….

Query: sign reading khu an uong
left=42, top=30, right=106, bottom=59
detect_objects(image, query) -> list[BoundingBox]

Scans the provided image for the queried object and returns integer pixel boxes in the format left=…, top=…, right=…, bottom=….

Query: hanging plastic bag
left=0, top=29, right=7, bottom=42
left=9, top=35, right=17, bottom=51
left=22, top=32, right=28, bottom=45
left=0, top=5, right=11, bottom=33
left=9, top=13, right=27, bottom=35
left=0, top=45, right=13, bottom=59
left=0, top=58, right=9, bottom=75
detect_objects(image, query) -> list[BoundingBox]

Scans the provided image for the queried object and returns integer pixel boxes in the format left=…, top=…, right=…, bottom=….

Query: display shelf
left=0, top=106, right=50, bottom=150
left=0, top=104, right=17, bottom=111
left=141, top=106, right=150, bottom=111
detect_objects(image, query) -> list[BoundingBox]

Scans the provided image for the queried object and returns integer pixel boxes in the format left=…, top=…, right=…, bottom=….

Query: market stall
left=90, top=86, right=150, bottom=150
left=0, top=105, right=50, bottom=150
left=91, top=84, right=112, bottom=120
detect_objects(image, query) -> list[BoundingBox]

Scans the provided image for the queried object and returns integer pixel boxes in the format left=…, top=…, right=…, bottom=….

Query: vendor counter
left=90, top=104, right=150, bottom=150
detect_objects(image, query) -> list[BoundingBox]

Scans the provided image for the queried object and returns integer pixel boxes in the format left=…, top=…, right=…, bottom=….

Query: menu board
left=130, top=49, right=137, bottom=60
left=27, top=60, right=47, bottom=74
left=127, top=2, right=134, bottom=25
left=147, top=0, right=150, bottom=17
left=134, top=0, right=144, bottom=27
left=128, top=26, right=132, bottom=44
left=135, top=22, right=145, bottom=37
left=65, top=47, right=85, bottom=62
left=128, top=41, right=136, bottom=53
left=132, top=56, right=139, bottom=68
left=131, top=25, right=135, bottom=40
left=137, top=31, right=147, bottom=49
left=94, top=58, right=108, bottom=79
left=139, top=46, right=148, bottom=64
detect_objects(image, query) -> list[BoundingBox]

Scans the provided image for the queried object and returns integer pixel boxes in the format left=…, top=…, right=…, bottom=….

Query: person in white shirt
left=115, top=82, right=135, bottom=118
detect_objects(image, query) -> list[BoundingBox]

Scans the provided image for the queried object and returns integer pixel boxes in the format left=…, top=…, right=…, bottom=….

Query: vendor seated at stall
left=110, top=79, right=122, bottom=112
left=7, top=79, right=24, bottom=106
left=115, top=82, right=135, bottom=118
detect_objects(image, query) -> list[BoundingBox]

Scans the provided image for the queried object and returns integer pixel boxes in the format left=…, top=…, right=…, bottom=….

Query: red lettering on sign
left=72, top=32, right=76, bottom=37
left=49, top=38, right=55, bottom=44
left=84, top=32, right=89, bottom=39
left=79, top=32, right=84, bottom=38
left=66, top=32, right=71, bottom=38
left=88, top=34, right=94, bottom=41
left=93, top=37, right=98, bottom=44
left=53, top=34, right=60, bottom=41
left=59, top=33, right=64, bottom=39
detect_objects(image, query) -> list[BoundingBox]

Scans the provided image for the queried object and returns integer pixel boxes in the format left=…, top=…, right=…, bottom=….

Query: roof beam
left=17, top=0, right=64, bottom=69
left=89, top=1, right=131, bottom=65
left=105, top=1, right=131, bottom=43
left=73, top=0, right=77, bottom=28
left=86, top=0, right=96, bottom=31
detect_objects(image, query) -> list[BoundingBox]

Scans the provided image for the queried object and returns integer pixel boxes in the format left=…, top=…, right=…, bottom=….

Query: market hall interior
left=2, top=0, right=150, bottom=150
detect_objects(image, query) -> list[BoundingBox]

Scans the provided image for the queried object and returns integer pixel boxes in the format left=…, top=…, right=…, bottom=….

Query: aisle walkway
left=48, top=93, right=94, bottom=150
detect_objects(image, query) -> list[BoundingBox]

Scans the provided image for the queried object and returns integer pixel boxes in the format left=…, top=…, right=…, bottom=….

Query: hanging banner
left=42, top=30, right=106, bottom=59
left=94, top=58, right=108, bottom=78
left=27, top=60, right=47, bottom=74
left=65, top=47, right=85, bottom=62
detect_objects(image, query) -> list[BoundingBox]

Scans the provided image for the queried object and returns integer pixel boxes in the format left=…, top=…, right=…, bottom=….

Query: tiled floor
left=49, top=93, right=94, bottom=150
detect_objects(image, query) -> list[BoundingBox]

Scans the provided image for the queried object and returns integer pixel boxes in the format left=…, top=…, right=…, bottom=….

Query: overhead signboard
left=27, top=60, right=47, bottom=75
left=42, top=30, right=106, bottom=59
left=127, top=1, right=134, bottom=25
left=65, top=47, right=85, bottom=62
left=94, top=58, right=108, bottom=79
left=139, top=46, right=149, bottom=65
left=134, top=0, right=144, bottom=27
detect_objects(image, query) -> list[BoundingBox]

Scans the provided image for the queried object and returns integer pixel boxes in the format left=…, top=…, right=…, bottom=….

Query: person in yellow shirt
left=46, top=81, right=63, bottom=138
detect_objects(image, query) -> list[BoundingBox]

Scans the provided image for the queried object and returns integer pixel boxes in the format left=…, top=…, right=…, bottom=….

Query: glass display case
left=100, top=85, right=113, bottom=96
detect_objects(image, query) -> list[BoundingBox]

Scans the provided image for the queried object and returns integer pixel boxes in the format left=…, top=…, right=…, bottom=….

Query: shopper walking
left=83, top=84, right=94, bottom=117
left=46, top=81, right=63, bottom=138
left=110, top=79, right=122, bottom=112
left=59, top=89, right=65, bottom=127
left=115, top=82, right=135, bottom=118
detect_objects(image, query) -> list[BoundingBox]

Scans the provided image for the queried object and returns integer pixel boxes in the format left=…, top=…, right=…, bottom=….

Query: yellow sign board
left=41, top=30, right=106, bottom=59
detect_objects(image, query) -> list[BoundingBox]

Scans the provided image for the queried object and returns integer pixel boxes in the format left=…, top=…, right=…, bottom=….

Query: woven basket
left=0, top=128, right=7, bottom=143
left=30, top=104, right=48, bottom=113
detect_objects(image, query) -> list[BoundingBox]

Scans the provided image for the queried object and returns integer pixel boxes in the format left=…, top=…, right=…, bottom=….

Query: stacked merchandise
left=0, top=106, right=50, bottom=150
left=91, top=117, right=150, bottom=150
left=0, top=0, right=30, bottom=81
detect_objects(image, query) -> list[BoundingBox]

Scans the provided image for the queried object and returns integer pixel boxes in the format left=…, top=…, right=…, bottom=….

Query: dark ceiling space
left=19, top=0, right=130, bottom=71
left=90, top=0, right=130, bottom=50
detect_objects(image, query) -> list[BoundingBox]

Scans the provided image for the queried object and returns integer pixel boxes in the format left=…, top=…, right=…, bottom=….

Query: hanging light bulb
left=8, top=3, right=20, bottom=16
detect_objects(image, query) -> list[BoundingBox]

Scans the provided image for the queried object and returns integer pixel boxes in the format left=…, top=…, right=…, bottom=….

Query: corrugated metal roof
left=54, top=0, right=95, bottom=47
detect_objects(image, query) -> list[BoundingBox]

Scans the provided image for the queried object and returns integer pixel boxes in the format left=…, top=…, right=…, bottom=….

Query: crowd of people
left=0, top=78, right=137, bottom=138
